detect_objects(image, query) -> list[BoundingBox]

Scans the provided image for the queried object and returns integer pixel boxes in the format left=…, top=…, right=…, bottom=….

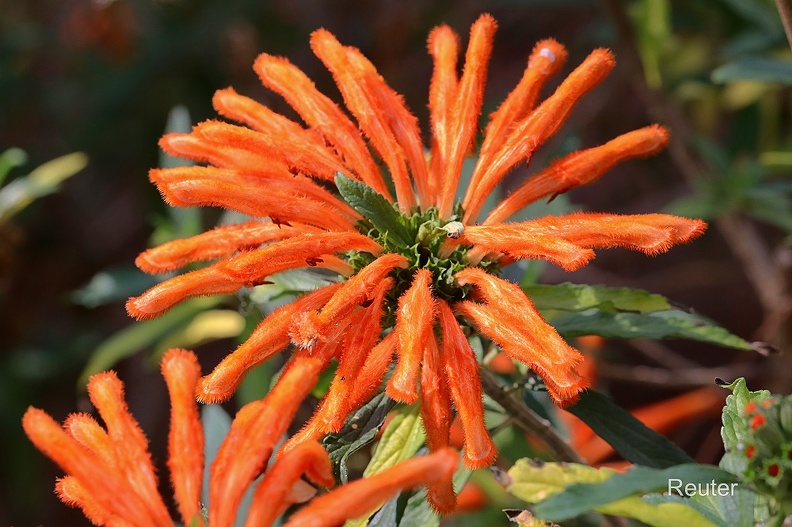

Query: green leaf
left=719, top=378, right=771, bottom=475
left=324, top=392, right=396, bottom=484
left=712, top=57, right=792, bottom=85
left=343, top=404, right=425, bottom=527
left=525, top=283, right=752, bottom=350
left=335, top=172, right=412, bottom=248
left=567, top=390, right=694, bottom=468
left=0, top=148, right=27, bottom=186
left=70, top=267, right=158, bottom=308
left=152, top=309, right=246, bottom=359
left=0, top=152, right=88, bottom=222
left=509, top=460, right=729, bottom=526
left=78, top=297, right=223, bottom=386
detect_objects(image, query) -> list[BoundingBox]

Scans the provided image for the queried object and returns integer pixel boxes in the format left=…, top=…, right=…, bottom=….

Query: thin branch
left=597, top=362, right=763, bottom=388
left=775, top=0, right=792, bottom=51
left=479, top=368, right=584, bottom=463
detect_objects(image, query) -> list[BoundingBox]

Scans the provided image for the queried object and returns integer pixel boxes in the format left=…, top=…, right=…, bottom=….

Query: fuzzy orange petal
left=311, top=30, right=416, bottom=210
left=159, top=131, right=286, bottom=174
left=290, top=253, right=407, bottom=349
left=55, top=476, right=132, bottom=527
left=209, top=329, right=346, bottom=527
left=427, top=24, right=460, bottom=199
left=282, top=448, right=459, bottom=527
left=23, top=409, right=152, bottom=525
left=161, top=349, right=204, bottom=526
left=282, top=330, right=398, bottom=452
left=149, top=166, right=357, bottom=230
left=387, top=268, right=437, bottom=403
left=485, top=125, right=669, bottom=224
left=135, top=220, right=321, bottom=274
left=86, top=373, right=172, bottom=525
left=438, top=14, right=497, bottom=218
left=437, top=300, right=496, bottom=469
left=192, top=120, right=348, bottom=182
left=464, top=49, right=616, bottom=222
left=197, top=283, right=342, bottom=403
left=127, top=232, right=379, bottom=320
left=480, top=39, right=568, bottom=160
left=419, top=333, right=456, bottom=513
left=245, top=441, right=335, bottom=527
left=253, top=54, right=390, bottom=197
left=454, top=268, right=587, bottom=405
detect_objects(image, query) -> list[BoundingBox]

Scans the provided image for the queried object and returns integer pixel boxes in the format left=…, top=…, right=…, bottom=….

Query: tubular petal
left=161, top=349, right=204, bottom=526
left=197, top=283, right=342, bottom=403
left=387, top=268, right=437, bottom=403
left=454, top=269, right=587, bottom=405
left=245, top=441, right=334, bottom=527
left=419, top=334, right=457, bottom=513
left=159, top=132, right=286, bottom=174
left=437, top=300, right=497, bottom=469
left=316, top=278, right=394, bottom=432
left=464, top=48, right=616, bottom=222
left=282, top=448, right=459, bottom=527
left=86, top=373, right=173, bottom=526
left=193, top=120, right=348, bottom=182
left=149, top=166, right=357, bottom=230
left=213, top=87, right=310, bottom=138
left=282, top=331, right=398, bottom=453
left=427, top=25, right=460, bottom=199
left=485, top=125, right=669, bottom=224
left=480, top=39, right=568, bottom=160
left=55, top=477, right=132, bottom=527
left=23, top=409, right=151, bottom=525
left=311, top=30, right=416, bottom=210
left=209, top=331, right=345, bottom=527
left=127, top=232, right=380, bottom=320
left=290, top=253, right=407, bottom=349
left=135, top=220, right=320, bottom=274
left=253, top=54, right=390, bottom=197
left=438, top=14, right=497, bottom=218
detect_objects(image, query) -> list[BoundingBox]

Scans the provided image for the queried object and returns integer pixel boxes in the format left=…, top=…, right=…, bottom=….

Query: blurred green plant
left=0, top=148, right=87, bottom=224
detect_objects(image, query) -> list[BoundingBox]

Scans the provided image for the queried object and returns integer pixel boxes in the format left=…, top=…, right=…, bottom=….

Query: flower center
left=348, top=203, right=500, bottom=311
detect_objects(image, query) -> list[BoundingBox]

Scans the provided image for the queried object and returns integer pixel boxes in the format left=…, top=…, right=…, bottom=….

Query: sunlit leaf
left=509, top=460, right=724, bottom=526
left=525, top=283, right=752, bottom=350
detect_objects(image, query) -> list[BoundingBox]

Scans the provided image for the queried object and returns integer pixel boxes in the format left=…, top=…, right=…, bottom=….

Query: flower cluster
left=740, top=396, right=792, bottom=509
left=23, top=349, right=458, bottom=527
left=27, top=12, right=707, bottom=523
left=123, top=14, right=704, bottom=497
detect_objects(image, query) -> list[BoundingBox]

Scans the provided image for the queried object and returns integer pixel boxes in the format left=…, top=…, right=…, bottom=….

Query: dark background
left=2, top=0, right=790, bottom=524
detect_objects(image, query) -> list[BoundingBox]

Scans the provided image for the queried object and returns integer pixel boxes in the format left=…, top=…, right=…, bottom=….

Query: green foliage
left=0, top=150, right=87, bottom=223
left=335, top=172, right=412, bottom=249
left=567, top=390, right=694, bottom=468
left=323, top=392, right=396, bottom=485
left=526, top=283, right=752, bottom=349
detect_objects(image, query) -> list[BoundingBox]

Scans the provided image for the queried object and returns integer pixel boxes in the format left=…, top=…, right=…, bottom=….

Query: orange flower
left=23, top=349, right=459, bottom=527
left=126, top=12, right=706, bottom=503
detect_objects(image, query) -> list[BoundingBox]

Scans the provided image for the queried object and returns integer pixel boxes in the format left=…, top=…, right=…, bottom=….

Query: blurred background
left=1, top=0, right=790, bottom=525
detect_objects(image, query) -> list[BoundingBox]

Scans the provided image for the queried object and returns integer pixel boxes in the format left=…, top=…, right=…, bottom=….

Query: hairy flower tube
left=22, top=349, right=459, bottom=527
left=125, top=13, right=706, bottom=507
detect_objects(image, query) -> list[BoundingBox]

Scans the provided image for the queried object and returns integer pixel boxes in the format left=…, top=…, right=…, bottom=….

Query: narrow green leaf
left=78, top=297, right=223, bottom=386
left=0, top=152, right=88, bottom=222
left=343, top=404, right=425, bottom=527
left=0, top=148, right=27, bottom=186
left=712, top=57, right=792, bottom=85
left=525, top=283, right=752, bottom=350
left=567, top=390, right=694, bottom=468
left=335, top=172, right=412, bottom=248
left=323, top=392, right=396, bottom=484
